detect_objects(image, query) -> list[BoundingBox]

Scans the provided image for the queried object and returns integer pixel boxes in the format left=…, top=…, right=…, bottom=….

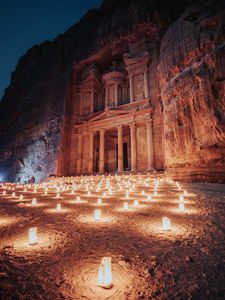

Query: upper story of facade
left=71, top=37, right=154, bottom=124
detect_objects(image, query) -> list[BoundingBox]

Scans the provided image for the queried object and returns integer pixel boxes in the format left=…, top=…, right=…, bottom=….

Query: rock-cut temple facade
left=58, top=51, right=160, bottom=175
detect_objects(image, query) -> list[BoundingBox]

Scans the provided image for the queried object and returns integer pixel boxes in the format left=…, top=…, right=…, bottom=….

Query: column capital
left=145, top=118, right=153, bottom=125
left=75, top=132, right=82, bottom=137
left=99, top=128, right=106, bottom=134
left=129, top=122, right=136, bottom=129
left=144, top=65, right=149, bottom=72
left=116, top=124, right=123, bottom=129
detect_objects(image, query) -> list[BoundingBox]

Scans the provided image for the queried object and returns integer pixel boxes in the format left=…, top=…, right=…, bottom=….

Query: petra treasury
left=0, top=0, right=225, bottom=299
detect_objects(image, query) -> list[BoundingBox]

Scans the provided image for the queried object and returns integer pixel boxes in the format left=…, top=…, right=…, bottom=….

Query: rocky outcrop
left=158, top=1, right=225, bottom=182
left=0, top=0, right=224, bottom=182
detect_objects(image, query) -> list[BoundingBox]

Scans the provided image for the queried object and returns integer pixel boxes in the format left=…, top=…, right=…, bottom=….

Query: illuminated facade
left=58, top=41, right=164, bottom=175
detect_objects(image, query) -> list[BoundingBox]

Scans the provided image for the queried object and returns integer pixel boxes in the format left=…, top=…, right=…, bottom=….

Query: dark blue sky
left=0, top=0, right=102, bottom=100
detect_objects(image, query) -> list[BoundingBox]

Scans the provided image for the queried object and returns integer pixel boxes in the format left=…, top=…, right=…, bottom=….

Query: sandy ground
left=0, top=175, right=224, bottom=300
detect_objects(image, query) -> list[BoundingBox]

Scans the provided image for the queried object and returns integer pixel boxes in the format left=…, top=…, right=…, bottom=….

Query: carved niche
left=79, top=67, right=103, bottom=116
left=82, top=91, right=92, bottom=115
left=133, top=73, right=145, bottom=100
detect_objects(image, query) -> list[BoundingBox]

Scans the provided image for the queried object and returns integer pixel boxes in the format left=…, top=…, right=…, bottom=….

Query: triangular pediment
left=88, top=107, right=136, bottom=123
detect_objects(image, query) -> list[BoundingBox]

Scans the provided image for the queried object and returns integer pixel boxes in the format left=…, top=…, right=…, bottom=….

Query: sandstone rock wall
left=0, top=0, right=224, bottom=182
left=158, top=1, right=225, bottom=182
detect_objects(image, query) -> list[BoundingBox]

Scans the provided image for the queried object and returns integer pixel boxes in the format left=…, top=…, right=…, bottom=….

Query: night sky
left=0, top=0, right=102, bottom=100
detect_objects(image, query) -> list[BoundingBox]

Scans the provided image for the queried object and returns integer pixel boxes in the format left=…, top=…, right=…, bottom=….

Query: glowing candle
left=147, top=195, right=152, bottom=201
left=28, top=227, right=38, bottom=245
left=97, top=198, right=102, bottom=205
left=76, top=196, right=80, bottom=203
left=162, top=217, right=171, bottom=231
left=12, top=192, right=16, bottom=197
left=56, top=203, right=62, bottom=211
left=88, top=191, right=91, bottom=196
left=179, top=202, right=185, bottom=212
left=32, top=198, right=37, bottom=206
left=123, top=202, right=129, bottom=210
left=141, top=190, right=145, bottom=195
left=44, top=190, right=48, bottom=196
left=184, top=190, right=188, bottom=196
left=94, top=209, right=101, bottom=221
left=103, top=192, right=106, bottom=197
left=97, top=257, right=113, bottom=289
left=134, top=200, right=139, bottom=207
left=3, top=191, right=6, bottom=195
left=19, top=195, right=23, bottom=200
left=179, top=195, right=184, bottom=202
left=154, top=190, right=157, bottom=196
left=56, top=193, right=60, bottom=198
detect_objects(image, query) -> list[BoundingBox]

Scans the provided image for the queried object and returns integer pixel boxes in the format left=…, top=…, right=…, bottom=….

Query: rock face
left=0, top=0, right=224, bottom=182
left=158, top=1, right=225, bottom=182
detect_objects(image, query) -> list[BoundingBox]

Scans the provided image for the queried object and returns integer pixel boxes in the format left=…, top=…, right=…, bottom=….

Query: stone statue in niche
left=82, top=91, right=91, bottom=115
left=108, top=84, right=115, bottom=107
left=134, top=73, right=145, bottom=101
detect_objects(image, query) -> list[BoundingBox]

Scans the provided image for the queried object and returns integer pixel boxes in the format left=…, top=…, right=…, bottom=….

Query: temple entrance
left=123, top=143, right=128, bottom=170
left=116, top=142, right=129, bottom=170
left=103, top=126, right=131, bottom=173
left=93, top=132, right=100, bottom=173
left=105, top=128, right=118, bottom=173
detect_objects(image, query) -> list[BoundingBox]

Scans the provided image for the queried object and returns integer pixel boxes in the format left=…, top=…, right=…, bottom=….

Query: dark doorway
left=116, top=143, right=128, bottom=171
left=123, top=143, right=128, bottom=170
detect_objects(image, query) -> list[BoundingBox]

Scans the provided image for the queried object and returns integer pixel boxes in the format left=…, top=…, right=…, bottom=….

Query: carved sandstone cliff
left=0, top=0, right=224, bottom=182
left=158, top=1, right=225, bottom=182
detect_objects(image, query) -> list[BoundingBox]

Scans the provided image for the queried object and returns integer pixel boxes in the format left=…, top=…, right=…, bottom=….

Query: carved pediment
left=88, top=106, right=137, bottom=123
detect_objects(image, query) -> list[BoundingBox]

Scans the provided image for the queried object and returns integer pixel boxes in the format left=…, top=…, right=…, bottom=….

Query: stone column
left=144, top=67, right=149, bottom=99
left=105, top=85, right=108, bottom=107
left=145, top=119, right=154, bottom=171
left=129, top=123, right=137, bottom=171
left=117, top=125, right=123, bottom=172
left=129, top=73, right=134, bottom=102
left=88, top=131, right=94, bottom=174
left=115, top=81, right=119, bottom=106
left=76, top=133, right=82, bottom=174
left=99, top=128, right=105, bottom=173
left=91, top=89, right=94, bottom=113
